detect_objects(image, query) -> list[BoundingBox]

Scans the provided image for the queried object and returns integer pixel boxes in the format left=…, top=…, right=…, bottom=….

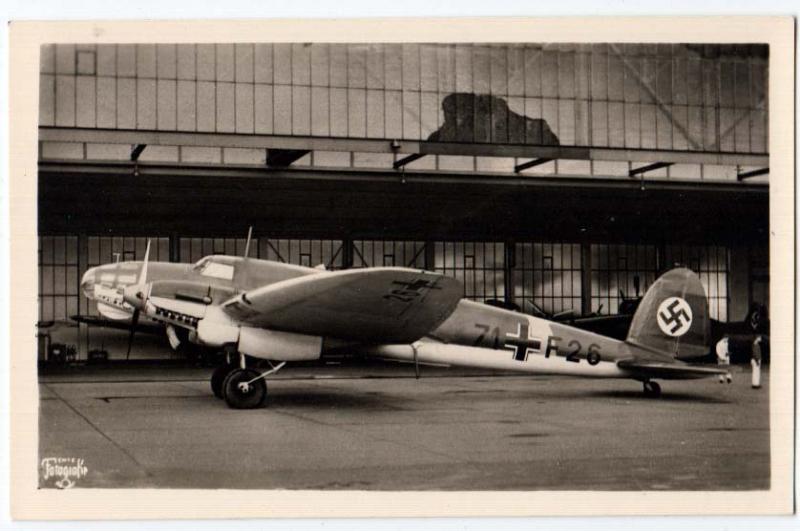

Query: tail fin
left=626, top=268, right=710, bottom=359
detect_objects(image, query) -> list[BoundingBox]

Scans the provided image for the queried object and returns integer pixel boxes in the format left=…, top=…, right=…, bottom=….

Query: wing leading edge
left=221, top=267, right=463, bottom=343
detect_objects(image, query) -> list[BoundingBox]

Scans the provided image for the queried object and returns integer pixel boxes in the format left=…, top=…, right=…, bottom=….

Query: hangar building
left=37, top=43, right=769, bottom=359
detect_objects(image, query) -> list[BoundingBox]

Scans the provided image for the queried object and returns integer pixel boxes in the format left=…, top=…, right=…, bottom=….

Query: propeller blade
left=243, top=226, right=253, bottom=258
left=126, top=309, right=140, bottom=360
left=633, top=275, right=641, bottom=297
left=126, top=240, right=150, bottom=361
left=412, top=344, right=420, bottom=379
left=139, top=239, right=151, bottom=285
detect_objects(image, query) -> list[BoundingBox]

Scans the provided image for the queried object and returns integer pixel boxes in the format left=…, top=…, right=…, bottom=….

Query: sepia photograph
left=7, top=17, right=795, bottom=519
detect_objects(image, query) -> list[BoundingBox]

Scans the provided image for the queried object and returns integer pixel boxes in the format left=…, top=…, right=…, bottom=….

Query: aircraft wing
left=221, top=268, right=463, bottom=343
left=617, top=359, right=730, bottom=380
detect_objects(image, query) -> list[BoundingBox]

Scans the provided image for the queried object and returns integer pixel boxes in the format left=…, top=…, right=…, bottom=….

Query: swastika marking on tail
left=657, top=297, right=693, bottom=337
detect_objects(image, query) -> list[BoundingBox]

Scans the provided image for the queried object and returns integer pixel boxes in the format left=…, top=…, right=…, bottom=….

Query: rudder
left=626, top=268, right=710, bottom=359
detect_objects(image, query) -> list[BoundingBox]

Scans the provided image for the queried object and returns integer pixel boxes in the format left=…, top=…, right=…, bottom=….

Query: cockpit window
left=193, top=257, right=235, bottom=280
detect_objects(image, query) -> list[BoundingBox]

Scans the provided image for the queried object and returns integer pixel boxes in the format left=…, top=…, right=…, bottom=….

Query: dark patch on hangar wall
left=426, top=93, right=560, bottom=146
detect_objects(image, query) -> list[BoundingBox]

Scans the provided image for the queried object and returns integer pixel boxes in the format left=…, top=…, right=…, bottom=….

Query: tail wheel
left=210, top=363, right=237, bottom=399
left=643, top=380, right=662, bottom=398
left=223, top=368, right=267, bottom=409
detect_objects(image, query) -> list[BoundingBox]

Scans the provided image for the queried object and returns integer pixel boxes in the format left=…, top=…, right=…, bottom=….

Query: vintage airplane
left=80, top=237, right=732, bottom=409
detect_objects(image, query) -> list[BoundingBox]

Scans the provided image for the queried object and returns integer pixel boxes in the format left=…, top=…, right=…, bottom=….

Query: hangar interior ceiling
left=38, top=43, right=770, bottom=329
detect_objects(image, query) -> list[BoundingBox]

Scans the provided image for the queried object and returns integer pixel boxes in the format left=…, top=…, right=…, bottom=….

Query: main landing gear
left=209, top=351, right=286, bottom=409
left=210, top=362, right=236, bottom=398
left=642, top=380, right=662, bottom=398
left=223, top=368, right=267, bottom=409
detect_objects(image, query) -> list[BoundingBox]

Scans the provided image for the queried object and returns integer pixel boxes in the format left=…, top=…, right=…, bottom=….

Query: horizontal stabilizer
left=222, top=268, right=462, bottom=343
left=617, top=359, right=729, bottom=380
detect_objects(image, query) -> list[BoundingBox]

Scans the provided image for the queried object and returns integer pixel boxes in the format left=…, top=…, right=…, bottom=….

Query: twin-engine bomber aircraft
left=80, top=239, right=732, bottom=409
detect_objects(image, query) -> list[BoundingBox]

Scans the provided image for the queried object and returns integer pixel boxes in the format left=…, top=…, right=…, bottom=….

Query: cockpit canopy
left=192, top=255, right=239, bottom=281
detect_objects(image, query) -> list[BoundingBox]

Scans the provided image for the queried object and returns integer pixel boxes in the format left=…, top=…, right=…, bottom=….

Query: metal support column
left=424, top=241, right=437, bottom=272
left=169, top=233, right=180, bottom=262
left=505, top=241, right=516, bottom=307
left=77, top=233, right=89, bottom=315
left=77, top=233, right=89, bottom=360
left=656, top=241, right=667, bottom=273
left=341, top=238, right=354, bottom=270
left=581, top=242, right=592, bottom=316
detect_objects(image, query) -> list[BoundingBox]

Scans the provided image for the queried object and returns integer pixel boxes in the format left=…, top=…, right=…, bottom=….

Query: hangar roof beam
left=40, top=127, right=770, bottom=168
left=629, top=162, right=673, bottom=177
left=737, top=167, right=769, bottom=181
left=130, top=144, right=147, bottom=161
left=515, top=158, right=553, bottom=173
left=393, top=153, right=426, bottom=169
left=41, top=159, right=768, bottom=194
left=266, top=149, right=310, bottom=168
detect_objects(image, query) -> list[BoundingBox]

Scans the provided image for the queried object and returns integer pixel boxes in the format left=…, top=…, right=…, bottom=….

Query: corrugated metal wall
left=39, top=43, right=768, bottom=154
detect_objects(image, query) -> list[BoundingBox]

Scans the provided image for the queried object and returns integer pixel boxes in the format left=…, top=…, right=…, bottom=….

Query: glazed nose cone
left=80, top=267, right=98, bottom=299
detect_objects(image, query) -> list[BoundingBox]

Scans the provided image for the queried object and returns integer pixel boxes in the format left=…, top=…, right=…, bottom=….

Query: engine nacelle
left=196, top=306, right=240, bottom=347
left=195, top=306, right=321, bottom=361
left=238, top=327, right=322, bottom=361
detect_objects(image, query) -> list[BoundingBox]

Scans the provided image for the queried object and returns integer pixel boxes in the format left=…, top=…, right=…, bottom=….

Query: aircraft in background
left=486, top=275, right=649, bottom=341
left=80, top=236, right=733, bottom=409
left=496, top=275, right=769, bottom=363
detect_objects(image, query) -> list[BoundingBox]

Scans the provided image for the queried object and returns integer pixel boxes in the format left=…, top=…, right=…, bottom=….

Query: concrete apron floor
left=38, top=364, right=770, bottom=490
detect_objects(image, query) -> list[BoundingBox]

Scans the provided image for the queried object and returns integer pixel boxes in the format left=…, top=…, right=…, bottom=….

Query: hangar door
left=512, top=242, right=583, bottom=317
left=589, top=244, right=729, bottom=321
left=40, top=236, right=731, bottom=324
left=433, top=242, right=506, bottom=303
left=39, top=235, right=171, bottom=321
left=178, top=237, right=345, bottom=269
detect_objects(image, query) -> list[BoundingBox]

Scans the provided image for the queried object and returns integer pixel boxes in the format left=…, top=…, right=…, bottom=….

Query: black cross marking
left=658, top=299, right=691, bottom=334
left=391, top=279, right=441, bottom=292
left=504, top=323, right=542, bottom=362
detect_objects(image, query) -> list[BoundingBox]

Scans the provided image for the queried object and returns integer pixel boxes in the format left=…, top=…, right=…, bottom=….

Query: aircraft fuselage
left=371, top=299, right=648, bottom=379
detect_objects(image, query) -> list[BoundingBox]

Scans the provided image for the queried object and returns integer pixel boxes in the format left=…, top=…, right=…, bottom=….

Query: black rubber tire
left=643, top=381, right=662, bottom=398
left=210, top=363, right=237, bottom=399
left=223, top=368, right=267, bottom=409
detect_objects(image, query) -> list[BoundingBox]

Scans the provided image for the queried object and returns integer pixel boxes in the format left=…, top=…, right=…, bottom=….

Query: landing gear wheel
left=223, top=368, right=267, bottom=409
left=210, top=363, right=237, bottom=399
left=643, top=380, right=662, bottom=398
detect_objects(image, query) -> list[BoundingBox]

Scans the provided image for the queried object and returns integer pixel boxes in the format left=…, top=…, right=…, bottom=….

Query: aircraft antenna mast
left=243, top=226, right=253, bottom=259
